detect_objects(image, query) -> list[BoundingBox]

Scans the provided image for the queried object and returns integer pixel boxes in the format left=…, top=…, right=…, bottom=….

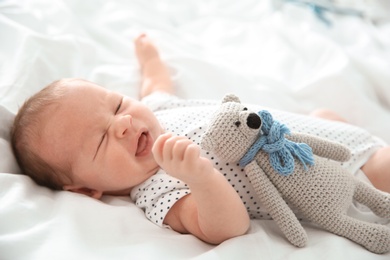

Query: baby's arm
left=135, top=34, right=174, bottom=98
left=152, top=133, right=250, bottom=244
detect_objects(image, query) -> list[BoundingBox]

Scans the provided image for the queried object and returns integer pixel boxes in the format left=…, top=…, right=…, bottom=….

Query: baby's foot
left=135, top=34, right=173, bottom=97
left=135, top=34, right=161, bottom=68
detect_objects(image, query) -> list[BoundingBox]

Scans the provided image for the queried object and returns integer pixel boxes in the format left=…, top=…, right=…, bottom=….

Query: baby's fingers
left=184, top=144, right=211, bottom=170
left=152, top=133, right=190, bottom=163
left=152, top=133, right=172, bottom=163
left=183, top=143, right=201, bottom=162
left=171, top=138, right=195, bottom=161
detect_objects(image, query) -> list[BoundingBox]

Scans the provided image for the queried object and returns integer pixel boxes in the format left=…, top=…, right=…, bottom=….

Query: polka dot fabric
left=130, top=170, right=189, bottom=226
left=132, top=92, right=385, bottom=227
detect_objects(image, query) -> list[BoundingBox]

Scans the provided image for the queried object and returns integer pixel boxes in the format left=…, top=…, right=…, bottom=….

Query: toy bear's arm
left=287, top=133, right=351, bottom=162
left=245, top=160, right=308, bottom=247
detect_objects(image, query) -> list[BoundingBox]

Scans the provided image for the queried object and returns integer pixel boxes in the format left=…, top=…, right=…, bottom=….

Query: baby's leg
left=310, top=109, right=390, bottom=193
left=134, top=34, right=173, bottom=98
left=361, top=147, right=390, bottom=193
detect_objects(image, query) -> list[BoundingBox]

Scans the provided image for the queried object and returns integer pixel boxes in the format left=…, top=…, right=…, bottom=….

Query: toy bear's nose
left=247, top=113, right=261, bottom=129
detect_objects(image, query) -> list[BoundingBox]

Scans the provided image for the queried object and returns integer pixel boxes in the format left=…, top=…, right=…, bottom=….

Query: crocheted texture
left=200, top=94, right=390, bottom=254
left=239, top=110, right=314, bottom=176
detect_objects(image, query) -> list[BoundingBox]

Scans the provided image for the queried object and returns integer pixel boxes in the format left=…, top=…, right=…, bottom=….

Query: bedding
left=1, top=0, right=390, bottom=259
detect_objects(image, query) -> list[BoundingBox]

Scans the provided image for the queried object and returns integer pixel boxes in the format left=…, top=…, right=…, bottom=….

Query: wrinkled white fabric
left=1, top=0, right=390, bottom=259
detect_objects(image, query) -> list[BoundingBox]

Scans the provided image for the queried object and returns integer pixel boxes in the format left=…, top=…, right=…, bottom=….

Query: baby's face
left=40, top=81, right=163, bottom=197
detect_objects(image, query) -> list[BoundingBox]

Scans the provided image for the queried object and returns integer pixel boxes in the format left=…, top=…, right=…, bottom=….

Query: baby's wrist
left=183, top=168, right=222, bottom=189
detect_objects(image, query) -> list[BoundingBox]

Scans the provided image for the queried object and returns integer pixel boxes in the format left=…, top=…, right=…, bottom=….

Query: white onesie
left=130, top=92, right=386, bottom=227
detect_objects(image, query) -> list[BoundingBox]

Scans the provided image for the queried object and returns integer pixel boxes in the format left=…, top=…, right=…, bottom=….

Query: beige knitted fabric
left=200, top=94, right=390, bottom=254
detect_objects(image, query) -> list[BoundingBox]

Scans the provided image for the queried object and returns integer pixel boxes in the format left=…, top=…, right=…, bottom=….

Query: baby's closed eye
left=115, top=97, right=123, bottom=114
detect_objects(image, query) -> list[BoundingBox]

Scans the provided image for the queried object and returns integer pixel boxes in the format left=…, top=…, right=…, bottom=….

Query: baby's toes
left=134, top=33, right=147, bottom=46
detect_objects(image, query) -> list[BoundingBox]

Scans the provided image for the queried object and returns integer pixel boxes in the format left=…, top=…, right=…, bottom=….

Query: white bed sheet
left=1, top=0, right=390, bottom=259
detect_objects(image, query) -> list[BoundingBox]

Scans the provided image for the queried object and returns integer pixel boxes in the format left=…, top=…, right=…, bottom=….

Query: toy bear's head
left=201, top=94, right=262, bottom=162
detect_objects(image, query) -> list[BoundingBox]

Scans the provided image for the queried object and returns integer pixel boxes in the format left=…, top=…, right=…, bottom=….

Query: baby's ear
left=63, top=185, right=103, bottom=199
left=222, top=94, right=241, bottom=104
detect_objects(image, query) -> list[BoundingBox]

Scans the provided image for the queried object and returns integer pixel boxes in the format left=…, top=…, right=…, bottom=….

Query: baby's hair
left=11, top=79, right=80, bottom=190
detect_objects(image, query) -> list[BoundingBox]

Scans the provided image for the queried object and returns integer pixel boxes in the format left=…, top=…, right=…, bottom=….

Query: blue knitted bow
left=239, top=110, right=314, bottom=176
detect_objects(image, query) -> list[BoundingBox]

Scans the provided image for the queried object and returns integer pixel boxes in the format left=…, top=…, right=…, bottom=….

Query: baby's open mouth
left=136, top=132, right=150, bottom=156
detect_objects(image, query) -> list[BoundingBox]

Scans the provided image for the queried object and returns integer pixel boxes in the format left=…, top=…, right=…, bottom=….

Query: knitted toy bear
left=200, top=94, right=390, bottom=254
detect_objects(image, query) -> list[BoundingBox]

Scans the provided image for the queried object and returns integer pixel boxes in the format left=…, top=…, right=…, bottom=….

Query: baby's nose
left=114, top=115, right=132, bottom=138
left=246, top=113, right=261, bottom=129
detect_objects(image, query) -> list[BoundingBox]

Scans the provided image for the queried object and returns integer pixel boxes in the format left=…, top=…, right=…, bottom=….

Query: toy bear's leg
left=322, top=214, right=390, bottom=254
left=245, top=161, right=308, bottom=247
left=320, top=213, right=390, bottom=254
left=353, top=179, right=390, bottom=219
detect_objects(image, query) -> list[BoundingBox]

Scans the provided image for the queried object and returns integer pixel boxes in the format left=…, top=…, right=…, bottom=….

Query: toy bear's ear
left=200, top=133, right=214, bottom=151
left=222, top=94, right=241, bottom=104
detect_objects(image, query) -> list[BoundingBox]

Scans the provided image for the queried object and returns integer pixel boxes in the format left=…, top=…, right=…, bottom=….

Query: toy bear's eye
left=243, top=107, right=248, bottom=111
left=235, top=121, right=241, bottom=127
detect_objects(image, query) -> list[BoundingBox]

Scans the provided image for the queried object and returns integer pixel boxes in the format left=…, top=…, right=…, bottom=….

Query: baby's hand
left=152, top=133, right=214, bottom=184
